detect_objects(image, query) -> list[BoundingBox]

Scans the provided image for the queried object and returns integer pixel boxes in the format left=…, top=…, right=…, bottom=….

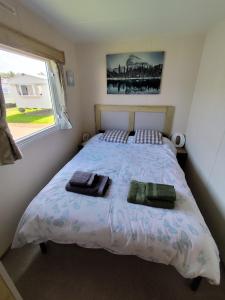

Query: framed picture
left=106, top=51, right=165, bottom=95
left=66, top=70, right=75, bottom=87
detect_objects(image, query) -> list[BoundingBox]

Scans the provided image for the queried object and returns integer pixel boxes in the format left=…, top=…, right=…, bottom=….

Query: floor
left=3, top=242, right=225, bottom=300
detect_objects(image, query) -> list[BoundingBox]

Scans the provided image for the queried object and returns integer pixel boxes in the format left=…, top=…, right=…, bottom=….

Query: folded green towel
left=127, top=180, right=176, bottom=209
left=146, top=182, right=176, bottom=202
left=136, top=181, right=146, bottom=204
left=144, top=199, right=175, bottom=209
left=128, top=180, right=139, bottom=203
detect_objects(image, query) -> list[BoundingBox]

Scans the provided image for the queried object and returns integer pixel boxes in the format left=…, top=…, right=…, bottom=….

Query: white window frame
left=2, top=86, right=10, bottom=94
left=17, top=124, right=58, bottom=148
left=0, top=46, right=60, bottom=145
left=16, top=61, right=59, bottom=145
left=19, top=84, right=35, bottom=96
left=37, top=84, right=43, bottom=96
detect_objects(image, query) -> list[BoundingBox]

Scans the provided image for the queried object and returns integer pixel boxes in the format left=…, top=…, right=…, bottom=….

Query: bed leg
left=39, top=242, right=47, bottom=254
left=190, top=277, right=202, bottom=291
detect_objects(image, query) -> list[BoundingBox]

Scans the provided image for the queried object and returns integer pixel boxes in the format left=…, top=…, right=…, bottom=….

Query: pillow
left=134, top=129, right=163, bottom=144
left=99, top=129, right=135, bottom=136
left=100, top=129, right=129, bottom=143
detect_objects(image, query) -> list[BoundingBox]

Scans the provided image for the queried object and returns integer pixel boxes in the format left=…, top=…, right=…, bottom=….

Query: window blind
left=0, top=22, right=65, bottom=64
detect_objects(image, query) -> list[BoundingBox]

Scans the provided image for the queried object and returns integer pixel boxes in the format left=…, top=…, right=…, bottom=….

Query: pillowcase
left=134, top=129, right=163, bottom=144
left=100, top=129, right=129, bottom=143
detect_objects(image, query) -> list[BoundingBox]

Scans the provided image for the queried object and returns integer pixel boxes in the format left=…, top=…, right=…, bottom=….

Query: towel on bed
left=69, top=171, right=96, bottom=187
left=146, top=182, right=176, bottom=202
left=66, top=175, right=111, bottom=197
left=128, top=180, right=176, bottom=209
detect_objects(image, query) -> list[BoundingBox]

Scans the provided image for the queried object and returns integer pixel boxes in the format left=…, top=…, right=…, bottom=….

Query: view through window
left=0, top=48, right=56, bottom=140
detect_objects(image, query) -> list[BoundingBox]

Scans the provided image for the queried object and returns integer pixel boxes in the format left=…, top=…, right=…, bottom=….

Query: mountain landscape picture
left=106, top=51, right=165, bottom=94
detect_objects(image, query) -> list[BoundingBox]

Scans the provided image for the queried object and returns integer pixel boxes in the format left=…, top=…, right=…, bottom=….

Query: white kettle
left=171, top=133, right=185, bottom=148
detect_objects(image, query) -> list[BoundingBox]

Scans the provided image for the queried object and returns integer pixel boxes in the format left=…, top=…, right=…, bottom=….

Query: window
left=15, top=85, right=21, bottom=95
left=0, top=48, right=56, bottom=141
left=2, top=86, right=10, bottom=94
left=37, top=85, right=43, bottom=96
left=20, top=85, right=34, bottom=96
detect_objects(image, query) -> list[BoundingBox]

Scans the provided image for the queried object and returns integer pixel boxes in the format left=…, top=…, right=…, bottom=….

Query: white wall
left=0, top=1, right=82, bottom=256
left=186, top=20, right=225, bottom=262
left=76, top=36, right=204, bottom=134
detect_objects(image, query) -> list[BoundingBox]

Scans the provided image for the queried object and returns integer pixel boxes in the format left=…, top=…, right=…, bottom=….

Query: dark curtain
left=0, top=77, right=22, bottom=165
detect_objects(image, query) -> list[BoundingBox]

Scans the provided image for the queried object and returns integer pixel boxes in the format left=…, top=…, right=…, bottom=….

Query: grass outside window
left=6, top=108, right=55, bottom=125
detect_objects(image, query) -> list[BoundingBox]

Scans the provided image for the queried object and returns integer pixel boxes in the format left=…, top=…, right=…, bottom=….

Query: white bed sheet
left=12, top=135, right=220, bottom=284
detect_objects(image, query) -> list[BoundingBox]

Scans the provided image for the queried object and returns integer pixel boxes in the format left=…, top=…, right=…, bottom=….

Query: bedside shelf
left=176, top=147, right=187, bottom=170
left=77, top=141, right=88, bottom=152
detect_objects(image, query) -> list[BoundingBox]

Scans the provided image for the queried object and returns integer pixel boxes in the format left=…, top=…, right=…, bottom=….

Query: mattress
left=12, top=134, right=220, bottom=284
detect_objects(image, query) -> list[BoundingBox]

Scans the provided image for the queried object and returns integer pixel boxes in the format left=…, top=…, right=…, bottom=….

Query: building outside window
left=0, top=48, right=56, bottom=140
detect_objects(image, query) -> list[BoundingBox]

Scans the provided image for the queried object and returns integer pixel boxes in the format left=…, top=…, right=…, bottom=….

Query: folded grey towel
left=86, top=173, right=96, bottom=186
left=69, top=171, right=96, bottom=187
left=66, top=175, right=111, bottom=197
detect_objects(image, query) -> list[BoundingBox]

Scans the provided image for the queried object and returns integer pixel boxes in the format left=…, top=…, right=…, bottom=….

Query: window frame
left=1, top=46, right=59, bottom=145
left=17, top=124, right=58, bottom=148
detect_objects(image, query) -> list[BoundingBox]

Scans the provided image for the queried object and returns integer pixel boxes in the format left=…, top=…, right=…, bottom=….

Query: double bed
left=12, top=105, right=220, bottom=286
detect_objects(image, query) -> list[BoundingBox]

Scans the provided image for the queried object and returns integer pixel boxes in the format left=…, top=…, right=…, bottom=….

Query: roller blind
left=0, top=22, right=65, bottom=64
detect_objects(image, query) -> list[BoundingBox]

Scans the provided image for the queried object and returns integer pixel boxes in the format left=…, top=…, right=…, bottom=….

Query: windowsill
left=16, top=124, right=58, bottom=148
left=20, top=95, right=41, bottom=97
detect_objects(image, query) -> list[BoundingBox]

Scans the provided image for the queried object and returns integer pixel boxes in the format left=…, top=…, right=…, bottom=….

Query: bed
left=12, top=105, right=220, bottom=286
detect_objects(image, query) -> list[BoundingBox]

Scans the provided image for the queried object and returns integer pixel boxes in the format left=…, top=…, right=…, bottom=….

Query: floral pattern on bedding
left=12, top=135, right=220, bottom=284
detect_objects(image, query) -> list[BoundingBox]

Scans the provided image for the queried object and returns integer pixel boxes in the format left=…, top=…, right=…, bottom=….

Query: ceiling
left=19, top=0, right=225, bottom=43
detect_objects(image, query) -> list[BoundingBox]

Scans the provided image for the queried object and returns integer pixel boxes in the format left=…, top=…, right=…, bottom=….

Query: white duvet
left=12, top=134, right=220, bottom=284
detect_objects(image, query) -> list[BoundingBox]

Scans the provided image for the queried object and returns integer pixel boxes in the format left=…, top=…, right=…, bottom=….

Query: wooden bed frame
left=39, top=104, right=202, bottom=291
left=94, top=104, right=175, bottom=136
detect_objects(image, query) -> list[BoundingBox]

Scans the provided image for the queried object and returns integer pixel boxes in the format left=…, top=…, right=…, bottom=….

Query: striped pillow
left=100, top=129, right=129, bottom=143
left=135, top=129, right=163, bottom=144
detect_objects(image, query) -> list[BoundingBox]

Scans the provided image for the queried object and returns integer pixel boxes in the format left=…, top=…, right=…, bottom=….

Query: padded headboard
left=95, top=105, right=174, bottom=136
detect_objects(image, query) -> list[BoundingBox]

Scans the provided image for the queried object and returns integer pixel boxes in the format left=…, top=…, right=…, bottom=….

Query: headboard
left=95, top=104, right=174, bottom=136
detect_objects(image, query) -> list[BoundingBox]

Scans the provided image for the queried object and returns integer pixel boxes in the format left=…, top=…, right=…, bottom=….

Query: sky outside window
left=0, top=48, right=55, bottom=140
